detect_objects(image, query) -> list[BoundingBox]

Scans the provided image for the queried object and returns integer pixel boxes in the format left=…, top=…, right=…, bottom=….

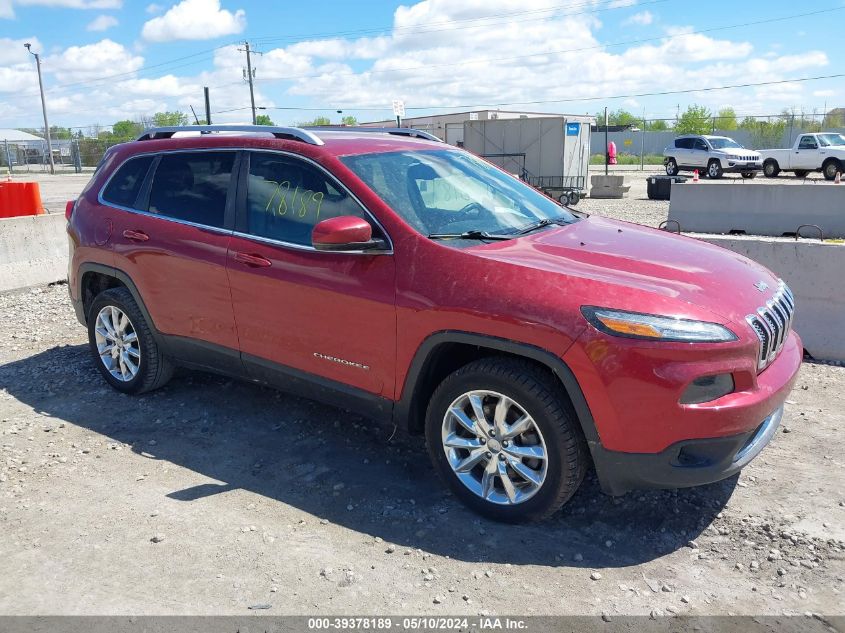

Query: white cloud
left=141, top=0, right=245, bottom=42
left=45, top=39, right=143, bottom=83
left=813, top=89, right=835, bottom=97
left=86, top=13, right=117, bottom=31
left=625, top=10, right=653, bottom=26
left=1, top=0, right=841, bottom=129
left=145, top=2, right=162, bottom=12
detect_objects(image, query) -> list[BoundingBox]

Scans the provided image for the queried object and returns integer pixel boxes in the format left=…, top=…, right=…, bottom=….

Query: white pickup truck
left=760, top=133, right=845, bottom=180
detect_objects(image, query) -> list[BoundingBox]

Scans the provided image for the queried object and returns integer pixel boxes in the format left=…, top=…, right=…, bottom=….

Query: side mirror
left=312, top=216, right=386, bottom=252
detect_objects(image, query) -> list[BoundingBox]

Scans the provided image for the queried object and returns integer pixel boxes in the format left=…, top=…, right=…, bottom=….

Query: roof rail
left=135, top=124, right=324, bottom=146
left=305, top=126, right=443, bottom=142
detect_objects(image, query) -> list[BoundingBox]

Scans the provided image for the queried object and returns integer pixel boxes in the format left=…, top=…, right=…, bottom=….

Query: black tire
left=707, top=159, right=724, bottom=179
left=558, top=192, right=571, bottom=205
left=794, top=170, right=809, bottom=179
left=823, top=159, right=842, bottom=181
left=424, top=357, right=587, bottom=522
left=568, top=191, right=580, bottom=205
left=741, top=172, right=756, bottom=179
left=87, top=287, right=174, bottom=394
left=763, top=160, right=780, bottom=178
left=665, top=158, right=678, bottom=176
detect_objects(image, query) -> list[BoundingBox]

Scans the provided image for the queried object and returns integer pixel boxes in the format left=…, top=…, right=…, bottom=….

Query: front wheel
left=763, top=160, right=780, bottom=178
left=425, top=358, right=587, bottom=522
left=665, top=158, right=678, bottom=176
left=823, top=160, right=842, bottom=181
left=87, top=287, right=174, bottom=394
left=707, top=159, right=724, bottom=179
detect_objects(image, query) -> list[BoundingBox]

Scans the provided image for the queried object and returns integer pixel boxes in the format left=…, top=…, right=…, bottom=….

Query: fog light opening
left=680, top=374, right=735, bottom=405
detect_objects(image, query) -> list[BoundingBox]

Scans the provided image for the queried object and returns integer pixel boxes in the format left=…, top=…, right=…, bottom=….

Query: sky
left=0, top=0, right=844, bottom=132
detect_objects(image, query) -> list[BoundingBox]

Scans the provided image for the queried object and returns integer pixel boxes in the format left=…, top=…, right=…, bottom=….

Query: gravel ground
left=1, top=285, right=844, bottom=617
left=1, top=171, right=843, bottom=619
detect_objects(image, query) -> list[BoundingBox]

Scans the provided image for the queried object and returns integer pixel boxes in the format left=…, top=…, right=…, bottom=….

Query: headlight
left=581, top=307, right=737, bottom=342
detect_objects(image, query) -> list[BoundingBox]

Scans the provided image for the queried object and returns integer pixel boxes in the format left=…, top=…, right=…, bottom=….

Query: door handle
left=122, top=229, right=149, bottom=242
left=234, top=252, right=272, bottom=268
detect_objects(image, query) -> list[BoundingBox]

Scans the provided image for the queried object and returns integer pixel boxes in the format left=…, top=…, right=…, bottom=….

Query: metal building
left=463, top=115, right=595, bottom=203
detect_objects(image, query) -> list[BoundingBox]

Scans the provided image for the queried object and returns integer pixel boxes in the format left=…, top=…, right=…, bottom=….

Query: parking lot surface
left=1, top=172, right=843, bottom=617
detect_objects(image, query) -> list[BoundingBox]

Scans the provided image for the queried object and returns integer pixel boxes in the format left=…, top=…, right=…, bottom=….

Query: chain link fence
left=1, top=137, right=123, bottom=174
left=589, top=114, right=845, bottom=169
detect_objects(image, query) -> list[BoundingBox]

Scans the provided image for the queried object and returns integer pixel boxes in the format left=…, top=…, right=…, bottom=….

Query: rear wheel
left=794, top=170, right=809, bottom=179
left=568, top=191, right=580, bottom=205
left=558, top=192, right=571, bottom=205
left=87, top=287, right=174, bottom=394
left=763, top=160, right=780, bottom=178
left=425, top=357, right=587, bottom=522
left=823, top=159, right=842, bottom=181
left=665, top=158, right=678, bottom=176
left=707, top=159, right=724, bottom=179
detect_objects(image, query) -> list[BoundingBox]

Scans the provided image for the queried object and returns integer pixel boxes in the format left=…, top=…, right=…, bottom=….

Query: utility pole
left=24, top=43, right=54, bottom=175
left=239, top=41, right=257, bottom=124
left=204, top=87, right=212, bottom=125
left=604, top=106, right=609, bottom=177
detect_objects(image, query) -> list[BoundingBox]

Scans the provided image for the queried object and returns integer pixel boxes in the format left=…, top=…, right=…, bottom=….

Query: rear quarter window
left=101, top=155, right=154, bottom=209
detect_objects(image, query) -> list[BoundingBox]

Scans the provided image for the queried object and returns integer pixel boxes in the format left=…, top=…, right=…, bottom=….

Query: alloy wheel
left=94, top=305, right=141, bottom=382
left=441, top=390, right=548, bottom=505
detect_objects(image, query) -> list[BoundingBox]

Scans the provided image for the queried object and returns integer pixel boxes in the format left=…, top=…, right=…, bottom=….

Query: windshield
left=708, top=137, right=743, bottom=150
left=340, top=149, right=577, bottom=238
left=818, top=134, right=845, bottom=147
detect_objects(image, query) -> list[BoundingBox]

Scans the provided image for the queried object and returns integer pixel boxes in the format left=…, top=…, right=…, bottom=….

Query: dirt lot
left=1, top=171, right=843, bottom=619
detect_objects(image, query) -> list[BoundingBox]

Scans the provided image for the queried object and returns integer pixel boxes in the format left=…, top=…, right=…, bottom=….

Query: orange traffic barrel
left=0, top=181, right=45, bottom=218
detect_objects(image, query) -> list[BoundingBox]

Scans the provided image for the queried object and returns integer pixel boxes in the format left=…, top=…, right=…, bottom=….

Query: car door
left=108, top=149, right=241, bottom=371
left=691, top=138, right=710, bottom=168
left=793, top=135, right=819, bottom=170
left=672, top=138, right=691, bottom=167
left=226, top=150, right=396, bottom=403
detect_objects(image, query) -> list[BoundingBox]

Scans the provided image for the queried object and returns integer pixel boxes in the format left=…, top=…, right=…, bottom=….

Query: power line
left=0, top=0, right=661, bottom=103
left=251, top=6, right=845, bottom=85
left=213, top=71, right=845, bottom=114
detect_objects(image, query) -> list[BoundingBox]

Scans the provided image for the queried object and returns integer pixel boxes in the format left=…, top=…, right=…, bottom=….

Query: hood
left=713, top=147, right=759, bottom=158
left=470, top=216, right=780, bottom=324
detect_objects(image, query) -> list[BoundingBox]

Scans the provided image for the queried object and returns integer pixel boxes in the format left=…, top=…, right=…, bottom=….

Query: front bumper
left=723, top=160, right=762, bottom=172
left=592, top=406, right=783, bottom=495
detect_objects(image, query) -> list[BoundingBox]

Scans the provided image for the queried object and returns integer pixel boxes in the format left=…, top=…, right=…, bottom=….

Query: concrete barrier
left=0, top=213, right=67, bottom=292
left=670, top=183, right=845, bottom=238
left=590, top=174, right=630, bottom=199
left=695, top=233, right=845, bottom=362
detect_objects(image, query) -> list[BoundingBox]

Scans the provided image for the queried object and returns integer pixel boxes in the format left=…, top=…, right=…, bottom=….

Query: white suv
left=663, top=135, right=762, bottom=179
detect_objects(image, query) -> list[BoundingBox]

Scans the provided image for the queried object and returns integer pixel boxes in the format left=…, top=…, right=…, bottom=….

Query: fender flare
left=76, top=262, right=162, bottom=344
left=393, top=330, right=601, bottom=449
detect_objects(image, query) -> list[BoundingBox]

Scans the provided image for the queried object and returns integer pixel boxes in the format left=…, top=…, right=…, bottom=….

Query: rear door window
left=245, top=151, right=373, bottom=246
left=675, top=138, right=692, bottom=149
left=147, top=152, right=235, bottom=228
left=102, top=155, right=154, bottom=209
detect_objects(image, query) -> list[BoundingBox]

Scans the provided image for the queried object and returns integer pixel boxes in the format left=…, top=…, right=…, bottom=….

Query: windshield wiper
left=427, top=229, right=514, bottom=241
left=513, top=216, right=573, bottom=236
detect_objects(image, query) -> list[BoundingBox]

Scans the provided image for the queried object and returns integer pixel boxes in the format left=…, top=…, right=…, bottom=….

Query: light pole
left=25, top=43, right=55, bottom=175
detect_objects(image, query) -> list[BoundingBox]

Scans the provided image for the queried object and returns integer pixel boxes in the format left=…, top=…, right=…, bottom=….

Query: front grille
left=746, top=281, right=795, bottom=371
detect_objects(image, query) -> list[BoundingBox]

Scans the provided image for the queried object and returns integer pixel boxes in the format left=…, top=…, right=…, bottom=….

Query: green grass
left=590, top=154, right=664, bottom=165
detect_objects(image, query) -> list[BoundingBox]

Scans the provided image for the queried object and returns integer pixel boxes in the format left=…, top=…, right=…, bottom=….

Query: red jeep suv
left=67, top=125, right=801, bottom=522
